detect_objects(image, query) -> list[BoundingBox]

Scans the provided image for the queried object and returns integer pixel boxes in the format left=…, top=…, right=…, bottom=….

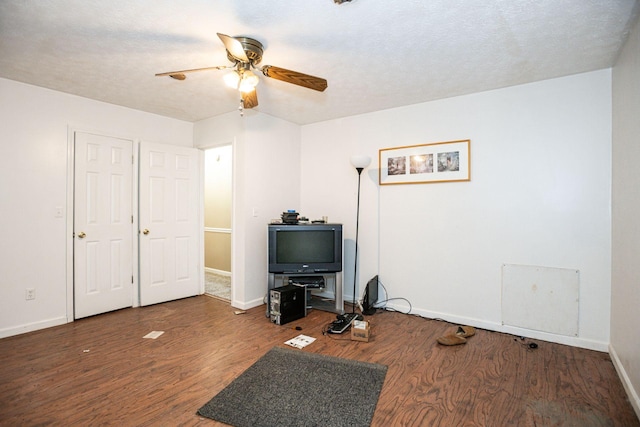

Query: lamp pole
left=353, top=166, right=364, bottom=319
left=349, top=155, right=371, bottom=320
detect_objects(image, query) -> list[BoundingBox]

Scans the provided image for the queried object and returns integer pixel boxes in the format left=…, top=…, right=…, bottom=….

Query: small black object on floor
left=327, top=312, right=360, bottom=334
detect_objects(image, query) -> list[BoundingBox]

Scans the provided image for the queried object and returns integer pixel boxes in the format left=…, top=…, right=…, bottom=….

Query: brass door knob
left=77, top=232, right=86, bottom=238
left=142, top=229, right=150, bottom=235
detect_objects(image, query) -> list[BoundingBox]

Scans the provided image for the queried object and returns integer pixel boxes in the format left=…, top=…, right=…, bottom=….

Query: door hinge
left=132, top=275, right=134, bottom=284
left=131, top=215, right=134, bottom=224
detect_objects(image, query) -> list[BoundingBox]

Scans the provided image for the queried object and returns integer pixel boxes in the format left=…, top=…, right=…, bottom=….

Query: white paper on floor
left=143, top=331, right=165, bottom=339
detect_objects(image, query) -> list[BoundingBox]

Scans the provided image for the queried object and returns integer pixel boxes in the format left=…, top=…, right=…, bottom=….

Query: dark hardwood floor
left=0, top=295, right=637, bottom=426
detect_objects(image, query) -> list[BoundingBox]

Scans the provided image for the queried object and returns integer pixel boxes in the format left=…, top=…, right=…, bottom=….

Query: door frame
left=200, top=141, right=235, bottom=304
left=65, top=127, right=140, bottom=322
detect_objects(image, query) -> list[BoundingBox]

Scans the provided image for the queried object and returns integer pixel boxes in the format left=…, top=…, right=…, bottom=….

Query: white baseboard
left=231, top=297, right=264, bottom=311
left=0, top=316, right=68, bottom=339
left=610, top=344, right=640, bottom=420
left=383, top=302, right=609, bottom=352
left=205, top=267, right=231, bottom=277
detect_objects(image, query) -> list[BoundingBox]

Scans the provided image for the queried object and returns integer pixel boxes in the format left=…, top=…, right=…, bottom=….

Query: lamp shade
left=238, top=70, right=259, bottom=93
left=350, top=155, right=371, bottom=169
left=224, top=70, right=259, bottom=93
left=223, top=71, right=240, bottom=89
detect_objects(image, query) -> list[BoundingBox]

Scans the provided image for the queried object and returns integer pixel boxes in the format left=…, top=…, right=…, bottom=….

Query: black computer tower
left=269, top=284, right=306, bottom=325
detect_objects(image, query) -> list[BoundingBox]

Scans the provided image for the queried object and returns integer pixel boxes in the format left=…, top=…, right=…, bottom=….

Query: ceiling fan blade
left=242, top=90, right=259, bottom=109
left=217, top=33, right=249, bottom=63
left=155, top=65, right=228, bottom=80
left=261, top=65, right=327, bottom=92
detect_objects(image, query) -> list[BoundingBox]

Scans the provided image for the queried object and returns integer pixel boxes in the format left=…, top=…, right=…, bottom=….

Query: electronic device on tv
left=281, top=211, right=299, bottom=224
left=362, top=275, right=379, bottom=315
left=268, top=224, right=343, bottom=274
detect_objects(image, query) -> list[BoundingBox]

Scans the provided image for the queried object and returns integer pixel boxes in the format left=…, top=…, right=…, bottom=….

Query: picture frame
left=379, top=139, right=470, bottom=185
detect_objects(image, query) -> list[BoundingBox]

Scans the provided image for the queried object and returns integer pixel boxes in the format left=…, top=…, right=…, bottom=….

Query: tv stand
left=268, top=272, right=344, bottom=316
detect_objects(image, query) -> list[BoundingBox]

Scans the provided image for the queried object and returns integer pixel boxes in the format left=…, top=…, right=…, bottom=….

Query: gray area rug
left=205, top=271, right=231, bottom=300
left=197, top=346, right=387, bottom=427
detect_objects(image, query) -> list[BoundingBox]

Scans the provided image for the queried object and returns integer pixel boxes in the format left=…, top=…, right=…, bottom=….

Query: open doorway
left=204, top=145, right=232, bottom=301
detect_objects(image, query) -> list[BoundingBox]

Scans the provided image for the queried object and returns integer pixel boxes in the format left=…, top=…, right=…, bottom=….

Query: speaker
left=362, top=275, right=379, bottom=315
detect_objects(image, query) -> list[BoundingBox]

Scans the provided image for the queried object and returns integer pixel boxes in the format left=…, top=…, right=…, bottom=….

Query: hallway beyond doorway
left=205, top=271, right=231, bottom=301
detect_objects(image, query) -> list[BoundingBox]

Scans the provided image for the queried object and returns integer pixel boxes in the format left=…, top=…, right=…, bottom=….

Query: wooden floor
left=0, top=296, right=637, bottom=426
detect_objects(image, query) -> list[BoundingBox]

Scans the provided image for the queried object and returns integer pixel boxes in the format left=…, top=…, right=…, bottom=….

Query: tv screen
left=268, top=224, right=342, bottom=273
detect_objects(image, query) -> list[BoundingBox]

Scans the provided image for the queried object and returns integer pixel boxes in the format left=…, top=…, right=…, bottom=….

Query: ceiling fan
left=155, top=33, right=328, bottom=109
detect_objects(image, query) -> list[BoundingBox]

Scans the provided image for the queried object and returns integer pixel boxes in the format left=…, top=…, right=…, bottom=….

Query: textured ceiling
left=1, top=0, right=638, bottom=125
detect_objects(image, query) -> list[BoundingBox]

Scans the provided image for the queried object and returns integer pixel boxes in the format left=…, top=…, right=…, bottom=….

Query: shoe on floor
left=437, top=334, right=467, bottom=346
left=455, top=325, right=476, bottom=338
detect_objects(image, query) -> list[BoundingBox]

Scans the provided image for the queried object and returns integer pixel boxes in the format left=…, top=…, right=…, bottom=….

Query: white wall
left=194, top=110, right=301, bottom=309
left=611, top=13, right=640, bottom=418
left=0, top=78, right=193, bottom=338
left=300, top=121, right=381, bottom=305
left=301, top=70, right=612, bottom=351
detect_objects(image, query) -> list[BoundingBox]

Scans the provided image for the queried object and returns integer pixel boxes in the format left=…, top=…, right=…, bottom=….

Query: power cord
left=369, top=278, right=412, bottom=315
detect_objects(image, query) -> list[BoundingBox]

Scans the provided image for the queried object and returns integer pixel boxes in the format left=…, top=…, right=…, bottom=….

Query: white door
left=139, top=142, right=201, bottom=305
left=74, top=132, right=134, bottom=319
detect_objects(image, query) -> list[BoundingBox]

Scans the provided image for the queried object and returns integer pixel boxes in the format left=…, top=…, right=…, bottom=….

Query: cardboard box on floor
left=351, top=320, right=370, bottom=342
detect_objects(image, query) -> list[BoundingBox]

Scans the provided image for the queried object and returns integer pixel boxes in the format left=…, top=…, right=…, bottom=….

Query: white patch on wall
left=502, top=264, right=579, bottom=337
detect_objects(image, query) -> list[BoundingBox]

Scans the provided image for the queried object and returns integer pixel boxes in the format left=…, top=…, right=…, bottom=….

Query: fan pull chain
left=238, top=98, right=245, bottom=116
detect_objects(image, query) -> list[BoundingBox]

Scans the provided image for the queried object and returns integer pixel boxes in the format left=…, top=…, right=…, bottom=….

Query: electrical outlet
left=25, top=288, right=36, bottom=300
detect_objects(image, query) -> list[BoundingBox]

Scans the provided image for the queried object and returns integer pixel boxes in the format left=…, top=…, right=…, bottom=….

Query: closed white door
left=139, top=142, right=201, bottom=306
left=74, top=132, right=134, bottom=319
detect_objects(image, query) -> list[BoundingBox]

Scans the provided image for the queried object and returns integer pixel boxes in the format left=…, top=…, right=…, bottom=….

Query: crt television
left=268, top=224, right=343, bottom=273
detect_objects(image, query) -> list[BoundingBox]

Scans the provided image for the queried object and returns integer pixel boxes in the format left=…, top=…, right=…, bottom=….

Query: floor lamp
left=349, top=155, right=371, bottom=322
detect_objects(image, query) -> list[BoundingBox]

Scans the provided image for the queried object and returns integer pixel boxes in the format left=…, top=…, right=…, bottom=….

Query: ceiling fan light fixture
left=223, top=69, right=259, bottom=93
left=238, top=70, right=259, bottom=93
left=156, top=33, right=326, bottom=109
left=223, top=71, right=240, bottom=89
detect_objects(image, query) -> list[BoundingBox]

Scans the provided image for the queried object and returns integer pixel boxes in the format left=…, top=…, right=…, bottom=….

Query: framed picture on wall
left=379, top=139, right=470, bottom=185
